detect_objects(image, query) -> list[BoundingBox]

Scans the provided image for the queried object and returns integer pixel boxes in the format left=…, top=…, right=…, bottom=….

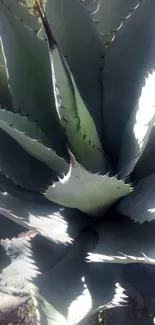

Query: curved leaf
left=0, top=228, right=127, bottom=323
left=0, top=233, right=68, bottom=286
left=40, top=0, right=104, bottom=142
left=0, top=230, right=96, bottom=325
left=85, top=263, right=127, bottom=311
left=28, top=231, right=96, bottom=325
left=88, top=213, right=155, bottom=264
left=45, top=155, right=131, bottom=216
left=118, top=71, right=155, bottom=178
left=0, top=233, right=40, bottom=288
left=0, top=109, right=68, bottom=173
left=0, top=233, right=68, bottom=312
left=117, top=174, right=155, bottom=223
left=1, top=0, right=40, bottom=30
left=0, top=1, right=67, bottom=158
left=0, top=191, right=91, bottom=243
left=102, top=0, right=155, bottom=169
left=0, top=128, right=57, bottom=190
left=39, top=11, right=107, bottom=173
left=0, top=169, right=57, bottom=203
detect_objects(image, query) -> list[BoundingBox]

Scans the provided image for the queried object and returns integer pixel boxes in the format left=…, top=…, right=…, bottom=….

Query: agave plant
left=0, top=0, right=155, bottom=323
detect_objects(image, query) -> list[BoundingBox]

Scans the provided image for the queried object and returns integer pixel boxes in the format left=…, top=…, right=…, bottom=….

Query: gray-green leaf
left=40, top=0, right=104, bottom=142
left=117, top=174, right=155, bottom=224
left=45, top=156, right=131, bottom=216
left=102, top=0, right=155, bottom=169
left=85, top=0, right=139, bottom=46
left=0, top=1, right=67, bottom=158
left=88, top=213, right=155, bottom=264
left=50, top=44, right=107, bottom=172
left=0, top=109, right=68, bottom=173
left=0, top=191, right=91, bottom=243
left=1, top=0, right=40, bottom=30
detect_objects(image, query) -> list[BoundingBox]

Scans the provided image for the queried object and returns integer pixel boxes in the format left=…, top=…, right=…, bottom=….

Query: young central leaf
left=51, top=46, right=106, bottom=172
left=37, top=1, right=107, bottom=173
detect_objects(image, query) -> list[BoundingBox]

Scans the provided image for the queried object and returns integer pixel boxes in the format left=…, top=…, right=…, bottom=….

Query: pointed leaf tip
left=40, top=14, right=107, bottom=172
left=45, top=158, right=131, bottom=216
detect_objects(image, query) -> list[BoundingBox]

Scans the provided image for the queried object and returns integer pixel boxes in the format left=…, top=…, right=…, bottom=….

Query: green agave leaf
left=1, top=0, right=40, bottom=30
left=0, top=191, right=91, bottom=243
left=102, top=0, right=155, bottom=169
left=0, top=128, right=57, bottom=190
left=84, top=0, right=139, bottom=46
left=45, top=154, right=131, bottom=216
left=117, top=174, right=155, bottom=223
left=0, top=233, right=68, bottom=287
left=88, top=253, right=155, bottom=265
left=0, top=109, right=68, bottom=173
left=0, top=230, right=96, bottom=325
left=41, top=16, right=107, bottom=172
left=40, top=0, right=104, bottom=142
left=0, top=1, right=67, bottom=158
left=28, top=231, right=96, bottom=325
left=53, top=54, right=107, bottom=172
left=85, top=263, right=127, bottom=317
left=0, top=41, right=12, bottom=108
left=0, top=169, right=58, bottom=204
left=118, top=264, right=155, bottom=320
left=0, top=234, right=39, bottom=289
left=0, top=229, right=127, bottom=324
left=30, top=278, right=126, bottom=325
left=29, top=285, right=67, bottom=325
left=118, top=71, right=155, bottom=178
left=88, top=213, right=155, bottom=264
left=0, top=213, right=26, bottom=240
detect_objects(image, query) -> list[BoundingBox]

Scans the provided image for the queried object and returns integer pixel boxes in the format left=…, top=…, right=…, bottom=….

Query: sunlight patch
left=68, top=277, right=92, bottom=325
left=134, top=71, right=155, bottom=147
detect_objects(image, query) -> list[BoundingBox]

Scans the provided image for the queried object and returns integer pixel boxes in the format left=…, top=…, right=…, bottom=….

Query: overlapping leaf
left=1, top=0, right=40, bottom=30
left=45, top=156, right=131, bottom=216
left=88, top=213, right=155, bottom=264
left=0, top=109, right=68, bottom=173
left=0, top=230, right=96, bottom=325
left=0, top=191, right=92, bottom=243
left=0, top=1, right=68, bottom=158
left=0, top=128, right=57, bottom=190
left=84, top=0, right=139, bottom=46
left=41, top=0, right=104, bottom=142
left=117, top=174, right=155, bottom=223
left=102, top=0, right=155, bottom=170
left=85, top=263, right=127, bottom=312
left=28, top=231, right=96, bottom=325
left=38, top=5, right=107, bottom=173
